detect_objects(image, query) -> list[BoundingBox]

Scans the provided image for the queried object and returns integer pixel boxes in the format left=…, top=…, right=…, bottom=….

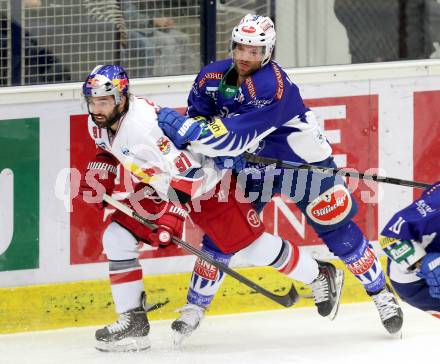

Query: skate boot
left=95, top=305, right=150, bottom=352
left=310, top=261, right=344, bottom=320
left=171, top=303, right=205, bottom=347
left=369, top=283, right=403, bottom=335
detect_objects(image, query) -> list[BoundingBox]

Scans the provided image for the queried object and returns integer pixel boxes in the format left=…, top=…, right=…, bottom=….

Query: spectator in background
left=23, top=0, right=71, bottom=84
left=1, top=0, right=71, bottom=85
left=24, top=0, right=42, bottom=8
left=121, top=1, right=198, bottom=77
left=334, top=0, right=440, bottom=63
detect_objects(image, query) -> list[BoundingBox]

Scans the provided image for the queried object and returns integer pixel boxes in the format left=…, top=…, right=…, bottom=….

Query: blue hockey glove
left=417, top=253, right=440, bottom=299
left=213, top=155, right=246, bottom=173
left=158, top=107, right=207, bottom=148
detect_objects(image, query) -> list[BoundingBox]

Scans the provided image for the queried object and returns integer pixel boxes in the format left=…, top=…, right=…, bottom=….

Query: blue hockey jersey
left=380, top=182, right=440, bottom=284
left=187, top=59, right=332, bottom=163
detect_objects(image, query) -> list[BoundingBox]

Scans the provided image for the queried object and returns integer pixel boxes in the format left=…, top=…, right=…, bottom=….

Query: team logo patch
left=194, top=258, right=218, bottom=280
left=247, top=209, right=261, bottom=228
left=306, top=185, right=352, bottom=225
left=346, top=246, right=375, bottom=275
left=156, top=136, right=171, bottom=154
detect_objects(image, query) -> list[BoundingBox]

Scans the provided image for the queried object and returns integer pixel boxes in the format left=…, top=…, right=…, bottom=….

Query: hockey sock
left=339, top=237, right=386, bottom=293
left=235, top=232, right=320, bottom=284
left=320, top=221, right=385, bottom=293
left=270, top=239, right=319, bottom=284
left=187, top=245, right=233, bottom=308
left=109, top=258, right=144, bottom=313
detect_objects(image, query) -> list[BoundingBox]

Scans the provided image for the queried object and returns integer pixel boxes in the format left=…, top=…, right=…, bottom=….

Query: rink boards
left=0, top=60, right=439, bottom=332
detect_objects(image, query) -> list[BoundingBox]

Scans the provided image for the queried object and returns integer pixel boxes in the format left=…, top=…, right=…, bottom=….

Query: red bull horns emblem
left=156, top=136, right=171, bottom=154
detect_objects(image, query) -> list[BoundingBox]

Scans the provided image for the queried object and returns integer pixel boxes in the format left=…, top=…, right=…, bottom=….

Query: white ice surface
left=1, top=302, right=439, bottom=364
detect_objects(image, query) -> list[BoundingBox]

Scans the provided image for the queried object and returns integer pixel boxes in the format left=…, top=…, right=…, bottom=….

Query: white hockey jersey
left=87, top=96, right=223, bottom=200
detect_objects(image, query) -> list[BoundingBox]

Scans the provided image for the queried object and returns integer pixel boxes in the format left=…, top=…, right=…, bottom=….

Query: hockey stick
left=244, top=153, right=430, bottom=190
left=102, top=194, right=299, bottom=308
left=145, top=298, right=170, bottom=313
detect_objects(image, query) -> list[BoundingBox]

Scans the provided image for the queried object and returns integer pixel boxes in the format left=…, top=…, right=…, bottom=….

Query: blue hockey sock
left=187, top=244, right=233, bottom=308
left=339, top=237, right=386, bottom=293
left=320, top=221, right=385, bottom=293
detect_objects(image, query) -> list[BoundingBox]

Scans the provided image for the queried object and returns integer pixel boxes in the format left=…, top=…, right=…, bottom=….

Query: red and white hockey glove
left=79, top=154, right=118, bottom=209
left=148, top=203, right=188, bottom=247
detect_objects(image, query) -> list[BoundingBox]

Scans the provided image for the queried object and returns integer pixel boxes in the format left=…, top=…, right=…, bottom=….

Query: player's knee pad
left=187, top=244, right=233, bottom=308
left=102, top=222, right=140, bottom=261
left=235, top=232, right=284, bottom=266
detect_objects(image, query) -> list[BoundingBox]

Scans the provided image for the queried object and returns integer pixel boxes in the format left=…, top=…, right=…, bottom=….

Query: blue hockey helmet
left=82, top=64, right=129, bottom=105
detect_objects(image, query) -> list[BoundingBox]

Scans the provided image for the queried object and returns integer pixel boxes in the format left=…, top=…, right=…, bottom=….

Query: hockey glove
left=79, top=154, right=118, bottom=209
left=158, top=107, right=207, bottom=148
left=418, top=253, right=440, bottom=299
left=213, top=155, right=247, bottom=173
left=148, top=202, right=188, bottom=248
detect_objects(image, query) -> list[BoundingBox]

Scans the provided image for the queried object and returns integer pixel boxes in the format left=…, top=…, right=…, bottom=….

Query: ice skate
left=171, top=303, right=205, bottom=347
left=369, top=283, right=403, bottom=335
left=310, top=261, right=344, bottom=320
left=95, top=305, right=150, bottom=352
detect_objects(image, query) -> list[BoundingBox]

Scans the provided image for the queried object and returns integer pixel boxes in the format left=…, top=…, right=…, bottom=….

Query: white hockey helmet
left=231, top=14, right=276, bottom=66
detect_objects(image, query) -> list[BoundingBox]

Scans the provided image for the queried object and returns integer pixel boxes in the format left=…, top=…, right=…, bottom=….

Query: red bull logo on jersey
left=156, top=136, right=171, bottom=155
left=306, top=185, right=352, bottom=225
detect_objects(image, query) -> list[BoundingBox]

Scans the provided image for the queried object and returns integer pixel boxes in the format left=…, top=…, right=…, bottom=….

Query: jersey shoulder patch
left=196, top=59, right=232, bottom=89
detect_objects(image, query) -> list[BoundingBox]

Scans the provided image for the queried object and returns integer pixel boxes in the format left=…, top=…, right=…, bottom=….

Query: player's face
left=232, top=43, right=264, bottom=77
left=86, top=96, right=124, bottom=129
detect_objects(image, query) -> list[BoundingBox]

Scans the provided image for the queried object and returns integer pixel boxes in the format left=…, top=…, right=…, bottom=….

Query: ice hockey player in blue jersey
left=158, top=14, right=403, bottom=340
left=379, top=181, right=440, bottom=319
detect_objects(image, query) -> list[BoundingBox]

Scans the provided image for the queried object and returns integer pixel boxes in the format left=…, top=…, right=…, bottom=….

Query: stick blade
left=272, top=283, right=299, bottom=308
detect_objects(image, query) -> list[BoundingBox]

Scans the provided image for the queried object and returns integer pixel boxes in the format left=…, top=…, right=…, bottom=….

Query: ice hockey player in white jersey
left=79, top=64, right=344, bottom=352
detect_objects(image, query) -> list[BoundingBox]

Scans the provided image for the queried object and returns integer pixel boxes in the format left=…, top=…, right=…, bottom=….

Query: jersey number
left=389, top=216, right=405, bottom=234
left=174, top=153, right=192, bottom=173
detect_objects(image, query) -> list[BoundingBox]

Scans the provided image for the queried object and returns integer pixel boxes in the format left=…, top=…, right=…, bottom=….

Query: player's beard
left=234, top=60, right=261, bottom=78
left=90, top=106, right=123, bottom=129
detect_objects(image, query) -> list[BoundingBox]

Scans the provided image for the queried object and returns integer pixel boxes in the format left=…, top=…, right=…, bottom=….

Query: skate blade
left=172, top=330, right=190, bottom=349
left=328, top=269, right=344, bottom=321
left=95, top=336, right=151, bottom=352
left=391, top=330, right=403, bottom=339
